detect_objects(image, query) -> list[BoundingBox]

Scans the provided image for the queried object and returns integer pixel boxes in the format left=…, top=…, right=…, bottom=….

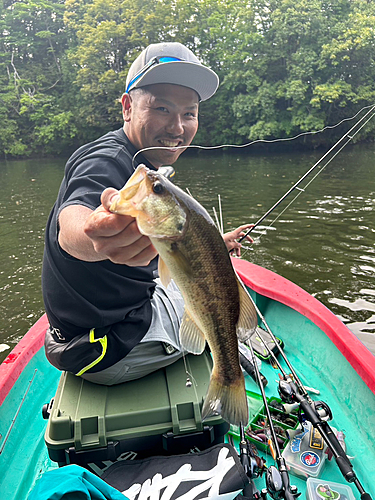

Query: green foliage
left=1, top=0, right=76, bottom=156
left=1, top=0, right=375, bottom=157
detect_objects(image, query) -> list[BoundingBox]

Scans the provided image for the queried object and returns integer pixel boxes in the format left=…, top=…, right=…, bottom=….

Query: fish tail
left=201, top=370, right=248, bottom=427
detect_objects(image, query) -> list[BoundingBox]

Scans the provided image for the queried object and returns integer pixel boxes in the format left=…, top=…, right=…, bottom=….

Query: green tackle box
left=44, top=350, right=229, bottom=471
left=228, top=394, right=299, bottom=453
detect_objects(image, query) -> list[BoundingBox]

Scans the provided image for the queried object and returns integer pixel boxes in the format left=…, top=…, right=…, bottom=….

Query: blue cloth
left=28, top=465, right=128, bottom=500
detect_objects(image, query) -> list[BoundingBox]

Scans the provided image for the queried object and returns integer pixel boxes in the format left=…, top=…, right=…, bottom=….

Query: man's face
left=123, top=83, right=199, bottom=168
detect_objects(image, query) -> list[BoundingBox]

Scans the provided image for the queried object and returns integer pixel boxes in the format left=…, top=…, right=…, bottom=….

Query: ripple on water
left=329, top=296, right=375, bottom=355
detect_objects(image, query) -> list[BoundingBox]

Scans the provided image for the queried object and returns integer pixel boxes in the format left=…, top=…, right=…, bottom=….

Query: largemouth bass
left=110, top=165, right=257, bottom=425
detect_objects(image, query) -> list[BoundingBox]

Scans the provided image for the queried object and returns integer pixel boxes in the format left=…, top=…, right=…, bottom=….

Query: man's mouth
left=158, top=139, right=183, bottom=148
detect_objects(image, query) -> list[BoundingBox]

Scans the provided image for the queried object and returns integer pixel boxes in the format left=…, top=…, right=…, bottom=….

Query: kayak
left=0, top=259, right=374, bottom=499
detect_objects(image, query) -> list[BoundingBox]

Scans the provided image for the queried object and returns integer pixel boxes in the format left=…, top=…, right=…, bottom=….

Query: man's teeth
left=159, top=140, right=180, bottom=147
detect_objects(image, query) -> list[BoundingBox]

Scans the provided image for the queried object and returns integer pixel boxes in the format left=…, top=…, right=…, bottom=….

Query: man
left=42, top=42, right=252, bottom=384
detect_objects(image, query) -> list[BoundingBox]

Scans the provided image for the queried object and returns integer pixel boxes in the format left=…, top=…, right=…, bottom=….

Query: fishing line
left=237, top=102, right=375, bottom=246
left=131, top=102, right=375, bottom=256
left=241, top=116, right=368, bottom=251
left=244, top=103, right=375, bottom=249
left=156, top=280, right=199, bottom=392
left=130, top=103, right=375, bottom=170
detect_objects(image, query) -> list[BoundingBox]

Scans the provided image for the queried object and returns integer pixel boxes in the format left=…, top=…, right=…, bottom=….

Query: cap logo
left=126, top=56, right=183, bottom=94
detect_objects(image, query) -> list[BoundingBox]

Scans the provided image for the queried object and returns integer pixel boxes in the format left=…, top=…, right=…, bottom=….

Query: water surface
left=0, top=144, right=374, bottom=363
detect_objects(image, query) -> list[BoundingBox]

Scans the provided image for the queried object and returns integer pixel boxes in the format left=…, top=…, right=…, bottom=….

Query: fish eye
left=152, top=182, right=164, bottom=194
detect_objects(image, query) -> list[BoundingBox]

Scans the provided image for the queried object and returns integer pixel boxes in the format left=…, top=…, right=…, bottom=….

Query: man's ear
left=121, top=93, right=132, bottom=121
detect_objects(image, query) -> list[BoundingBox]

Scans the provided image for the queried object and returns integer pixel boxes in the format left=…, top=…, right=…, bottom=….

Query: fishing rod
left=246, top=336, right=300, bottom=500
left=239, top=341, right=268, bottom=387
left=245, top=297, right=310, bottom=401
left=238, top=422, right=265, bottom=499
left=237, top=103, right=375, bottom=244
left=244, top=294, right=373, bottom=500
left=278, top=379, right=371, bottom=500
left=242, top=304, right=321, bottom=405
left=136, top=105, right=375, bottom=250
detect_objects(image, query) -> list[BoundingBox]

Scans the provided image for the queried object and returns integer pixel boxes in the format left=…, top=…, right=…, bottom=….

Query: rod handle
left=239, top=352, right=256, bottom=381
left=336, top=455, right=355, bottom=482
left=239, top=352, right=267, bottom=387
left=360, top=493, right=372, bottom=500
left=280, top=470, right=298, bottom=500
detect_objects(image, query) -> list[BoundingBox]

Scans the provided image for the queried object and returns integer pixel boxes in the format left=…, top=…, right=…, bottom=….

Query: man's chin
left=147, top=148, right=185, bottom=167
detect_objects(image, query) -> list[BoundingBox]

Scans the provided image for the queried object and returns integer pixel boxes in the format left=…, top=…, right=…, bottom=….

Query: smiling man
left=42, top=42, right=252, bottom=384
left=123, top=84, right=199, bottom=167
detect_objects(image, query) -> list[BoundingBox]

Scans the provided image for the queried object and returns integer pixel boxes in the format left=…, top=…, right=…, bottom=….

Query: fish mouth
left=109, top=164, right=187, bottom=239
left=110, top=166, right=148, bottom=215
left=120, top=167, right=147, bottom=200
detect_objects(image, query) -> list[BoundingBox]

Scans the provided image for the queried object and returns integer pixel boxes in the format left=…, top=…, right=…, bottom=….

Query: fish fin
left=201, top=368, right=248, bottom=426
left=158, top=257, right=171, bottom=288
left=236, top=278, right=258, bottom=342
left=179, top=311, right=206, bottom=354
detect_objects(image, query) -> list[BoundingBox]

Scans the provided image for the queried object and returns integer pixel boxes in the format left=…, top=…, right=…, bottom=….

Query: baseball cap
left=125, top=42, right=219, bottom=101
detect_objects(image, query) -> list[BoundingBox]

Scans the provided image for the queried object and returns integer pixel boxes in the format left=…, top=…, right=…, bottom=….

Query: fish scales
left=109, top=165, right=257, bottom=425
left=160, top=208, right=243, bottom=378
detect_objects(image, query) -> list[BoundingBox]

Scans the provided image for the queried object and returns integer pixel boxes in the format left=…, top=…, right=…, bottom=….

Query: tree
left=313, top=0, right=375, bottom=141
left=1, top=0, right=78, bottom=155
left=2, top=0, right=375, bottom=157
left=64, top=0, right=175, bottom=134
left=223, top=0, right=375, bottom=146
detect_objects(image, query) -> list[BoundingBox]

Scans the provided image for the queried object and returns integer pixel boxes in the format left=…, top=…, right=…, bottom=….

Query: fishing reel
left=305, top=400, right=332, bottom=422
left=277, top=379, right=333, bottom=422
left=246, top=441, right=266, bottom=480
left=237, top=424, right=266, bottom=500
left=261, top=466, right=300, bottom=500
left=239, top=434, right=266, bottom=481
left=277, top=378, right=299, bottom=404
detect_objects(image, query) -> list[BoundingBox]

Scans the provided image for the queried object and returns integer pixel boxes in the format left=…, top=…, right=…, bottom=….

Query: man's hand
left=58, top=188, right=157, bottom=267
left=85, top=188, right=157, bottom=266
left=223, top=224, right=254, bottom=257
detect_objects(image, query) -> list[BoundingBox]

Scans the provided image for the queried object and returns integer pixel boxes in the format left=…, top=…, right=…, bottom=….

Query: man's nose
left=166, top=113, right=184, bottom=135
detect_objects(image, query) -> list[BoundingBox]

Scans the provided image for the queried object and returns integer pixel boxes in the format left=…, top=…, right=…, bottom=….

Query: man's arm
left=58, top=187, right=252, bottom=264
left=58, top=188, right=157, bottom=267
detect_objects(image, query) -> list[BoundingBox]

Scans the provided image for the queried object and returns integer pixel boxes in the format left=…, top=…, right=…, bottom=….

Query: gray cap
left=125, top=42, right=219, bottom=101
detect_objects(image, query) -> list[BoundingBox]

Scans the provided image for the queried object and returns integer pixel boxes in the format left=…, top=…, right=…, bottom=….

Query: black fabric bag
left=101, top=443, right=249, bottom=500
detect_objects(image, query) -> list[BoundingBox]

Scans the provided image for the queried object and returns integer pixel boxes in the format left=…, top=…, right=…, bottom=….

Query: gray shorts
left=79, top=279, right=185, bottom=385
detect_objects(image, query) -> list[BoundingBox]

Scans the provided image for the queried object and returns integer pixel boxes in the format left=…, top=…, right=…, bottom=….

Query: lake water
left=0, top=143, right=374, bottom=364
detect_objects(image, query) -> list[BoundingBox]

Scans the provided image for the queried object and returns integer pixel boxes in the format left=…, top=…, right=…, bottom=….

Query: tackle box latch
left=74, top=415, right=107, bottom=450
